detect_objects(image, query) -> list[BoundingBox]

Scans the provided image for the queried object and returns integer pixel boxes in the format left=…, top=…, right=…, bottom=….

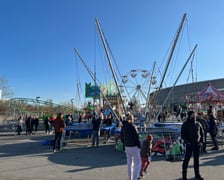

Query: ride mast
left=95, top=18, right=127, bottom=115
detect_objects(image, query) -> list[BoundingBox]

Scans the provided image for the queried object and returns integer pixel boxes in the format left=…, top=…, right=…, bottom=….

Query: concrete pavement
left=0, top=130, right=224, bottom=180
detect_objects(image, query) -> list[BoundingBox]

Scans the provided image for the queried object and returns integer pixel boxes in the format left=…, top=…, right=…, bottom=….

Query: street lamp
left=36, top=96, right=40, bottom=102
left=71, top=98, right=74, bottom=117
left=36, top=96, right=40, bottom=117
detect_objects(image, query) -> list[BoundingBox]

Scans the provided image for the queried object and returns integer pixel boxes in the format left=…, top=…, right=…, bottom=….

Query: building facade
left=153, top=78, right=224, bottom=110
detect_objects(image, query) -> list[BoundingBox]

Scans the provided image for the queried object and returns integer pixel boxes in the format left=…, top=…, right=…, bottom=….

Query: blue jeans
left=92, top=130, right=99, bottom=147
left=53, top=132, right=63, bottom=150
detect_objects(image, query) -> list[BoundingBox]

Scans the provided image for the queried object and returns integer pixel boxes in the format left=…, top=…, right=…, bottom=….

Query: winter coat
left=181, top=118, right=204, bottom=145
left=120, top=121, right=141, bottom=148
left=208, top=115, right=218, bottom=136
left=197, top=118, right=208, bottom=134
left=92, top=116, right=101, bottom=131
left=53, top=117, right=66, bottom=133
left=140, top=140, right=152, bottom=158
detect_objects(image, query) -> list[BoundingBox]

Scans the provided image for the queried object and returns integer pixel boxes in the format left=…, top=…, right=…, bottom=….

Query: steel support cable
left=95, top=26, right=111, bottom=86
left=153, top=13, right=187, bottom=116
left=95, top=18, right=126, bottom=115
left=158, top=13, right=187, bottom=92
left=185, top=17, right=192, bottom=53
left=104, top=30, right=131, bottom=101
left=75, top=55, right=82, bottom=103
left=139, top=88, right=147, bottom=101
left=161, top=44, right=197, bottom=109
left=74, top=48, right=120, bottom=121
left=167, top=17, right=187, bottom=87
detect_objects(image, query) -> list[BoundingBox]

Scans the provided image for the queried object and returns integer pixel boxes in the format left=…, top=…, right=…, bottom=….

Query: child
left=139, top=134, right=153, bottom=178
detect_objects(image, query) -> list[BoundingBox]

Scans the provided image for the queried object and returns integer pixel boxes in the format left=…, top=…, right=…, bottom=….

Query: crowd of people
left=15, top=115, right=40, bottom=135
left=119, top=105, right=222, bottom=180
left=15, top=113, right=75, bottom=135
left=13, top=105, right=223, bottom=180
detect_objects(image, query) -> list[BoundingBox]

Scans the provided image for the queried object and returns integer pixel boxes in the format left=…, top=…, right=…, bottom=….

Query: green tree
left=0, top=76, right=14, bottom=99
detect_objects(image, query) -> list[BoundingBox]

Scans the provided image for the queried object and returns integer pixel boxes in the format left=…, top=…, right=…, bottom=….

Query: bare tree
left=0, top=76, right=14, bottom=99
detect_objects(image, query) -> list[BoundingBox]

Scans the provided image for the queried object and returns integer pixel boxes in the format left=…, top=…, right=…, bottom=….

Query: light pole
left=36, top=96, right=40, bottom=117
left=71, top=98, right=74, bottom=117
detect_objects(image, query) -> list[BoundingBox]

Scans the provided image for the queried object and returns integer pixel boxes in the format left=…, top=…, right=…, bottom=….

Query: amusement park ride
left=119, top=67, right=157, bottom=115
left=75, top=19, right=160, bottom=120
left=5, top=13, right=195, bottom=128
left=5, top=97, right=74, bottom=119
left=73, top=13, right=201, bottom=159
left=74, top=13, right=197, bottom=123
left=72, top=14, right=223, bottom=160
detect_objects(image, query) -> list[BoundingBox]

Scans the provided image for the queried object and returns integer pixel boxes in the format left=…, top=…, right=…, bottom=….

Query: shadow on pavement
left=0, top=132, right=223, bottom=175
left=0, top=133, right=128, bottom=173
left=200, top=148, right=224, bottom=166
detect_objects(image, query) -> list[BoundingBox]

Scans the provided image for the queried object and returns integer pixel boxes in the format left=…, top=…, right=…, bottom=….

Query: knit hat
left=187, top=110, right=195, bottom=118
left=147, top=134, right=153, bottom=142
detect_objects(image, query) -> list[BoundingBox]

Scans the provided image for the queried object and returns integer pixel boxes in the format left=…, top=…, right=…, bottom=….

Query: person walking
left=121, top=114, right=141, bottom=180
left=91, top=112, right=101, bottom=147
left=139, top=134, right=153, bottom=178
left=78, top=113, right=82, bottom=123
left=33, top=116, right=39, bottom=134
left=208, top=112, right=219, bottom=150
left=43, top=116, right=51, bottom=134
left=25, top=115, right=33, bottom=135
left=181, top=111, right=204, bottom=180
left=196, top=112, right=208, bottom=153
left=15, top=116, right=23, bottom=135
left=52, top=113, right=66, bottom=152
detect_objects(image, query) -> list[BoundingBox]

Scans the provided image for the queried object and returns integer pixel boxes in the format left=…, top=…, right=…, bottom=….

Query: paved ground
left=0, top=130, right=224, bottom=180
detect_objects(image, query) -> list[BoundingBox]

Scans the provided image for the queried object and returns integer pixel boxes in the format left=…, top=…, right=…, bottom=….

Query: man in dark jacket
left=181, top=111, right=204, bottom=180
left=92, top=112, right=101, bottom=147
left=121, top=114, right=141, bottom=180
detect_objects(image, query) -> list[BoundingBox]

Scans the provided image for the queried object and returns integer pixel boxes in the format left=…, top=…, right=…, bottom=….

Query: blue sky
left=0, top=0, right=224, bottom=106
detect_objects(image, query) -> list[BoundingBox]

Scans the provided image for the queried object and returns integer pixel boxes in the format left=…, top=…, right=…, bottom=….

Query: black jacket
left=196, top=118, right=208, bottom=133
left=181, top=118, right=204, bottom=145
left=120, top=121, right=141, bottom=148
left=208, top=115, right=218, bottom=136
left=92, top=116, right=101, bottom=131
left=140, top=140, right=152, bottom=158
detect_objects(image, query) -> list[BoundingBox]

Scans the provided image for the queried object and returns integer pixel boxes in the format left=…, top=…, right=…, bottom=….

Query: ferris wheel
left=119, top=69, right=157, bottom=110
